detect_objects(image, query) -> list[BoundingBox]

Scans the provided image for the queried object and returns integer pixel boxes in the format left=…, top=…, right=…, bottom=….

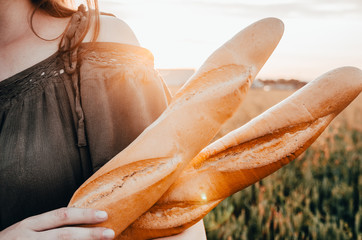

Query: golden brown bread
left=68, top=17, right=284, bottom=237
left=120, top=66, right=362, bottom=239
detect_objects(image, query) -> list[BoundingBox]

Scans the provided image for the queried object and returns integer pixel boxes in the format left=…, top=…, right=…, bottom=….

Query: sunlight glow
left=98, top=0, right=362, bottom=81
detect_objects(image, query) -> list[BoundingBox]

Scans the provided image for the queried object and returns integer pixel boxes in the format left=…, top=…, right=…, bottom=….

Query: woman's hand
left=0, top=207, right=115, bottom=240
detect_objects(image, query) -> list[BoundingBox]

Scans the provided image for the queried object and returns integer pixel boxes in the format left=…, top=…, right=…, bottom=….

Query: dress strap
left=61, top=5, right=88, bottom=148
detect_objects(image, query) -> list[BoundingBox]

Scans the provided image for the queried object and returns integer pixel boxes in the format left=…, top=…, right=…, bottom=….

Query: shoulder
left=83, top=15, right=140, bottom=46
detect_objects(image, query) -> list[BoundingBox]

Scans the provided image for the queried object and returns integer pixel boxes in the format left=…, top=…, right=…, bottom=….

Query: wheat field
left=205, top=89, right=362, bottom=240
left=170, top=85, right=362, bottom=239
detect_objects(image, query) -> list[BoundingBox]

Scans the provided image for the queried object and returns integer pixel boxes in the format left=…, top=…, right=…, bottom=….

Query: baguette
left=120, top=67, right=362, bottom=239
left=68, top=17, right=284, bottom=237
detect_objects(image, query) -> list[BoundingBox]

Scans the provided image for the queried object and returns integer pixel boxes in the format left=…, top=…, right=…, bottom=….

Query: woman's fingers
left=24, top=207, right=108, bottom=231
left=0, top=208, right=115, bottom=240
left=39, top=227, right=115, bottom=240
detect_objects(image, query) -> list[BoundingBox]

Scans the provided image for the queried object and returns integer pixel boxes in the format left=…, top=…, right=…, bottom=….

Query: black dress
left=0, top=12, right=171, bottom=230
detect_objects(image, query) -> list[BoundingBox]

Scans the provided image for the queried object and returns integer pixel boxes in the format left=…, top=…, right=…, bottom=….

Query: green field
left=203, top=90, right=362, bottom=240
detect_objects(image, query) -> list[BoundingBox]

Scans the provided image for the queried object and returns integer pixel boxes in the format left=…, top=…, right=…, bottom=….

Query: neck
left=0, top=0, right=70, bottom=47
left=0, top=0, right=72, bottom=81
left=0, top=0, right=35, bottom=46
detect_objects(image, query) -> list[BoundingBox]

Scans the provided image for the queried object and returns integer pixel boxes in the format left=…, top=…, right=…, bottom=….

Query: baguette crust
left=120, top=67, right=362, bottom=239
left=68, top=18, right=284, bottom=237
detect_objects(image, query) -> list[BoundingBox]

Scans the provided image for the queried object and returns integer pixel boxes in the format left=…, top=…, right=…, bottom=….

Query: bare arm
left=155, top=220, right=207, bottom=240
left=84, top=15, right=140, bottom=46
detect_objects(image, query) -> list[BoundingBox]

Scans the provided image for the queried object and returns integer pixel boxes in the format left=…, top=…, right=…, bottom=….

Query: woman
left=0, top=0, right=206, bottom=239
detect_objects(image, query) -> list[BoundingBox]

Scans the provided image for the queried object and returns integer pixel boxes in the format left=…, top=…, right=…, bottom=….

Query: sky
left=97, top=0, right=362, bottom=81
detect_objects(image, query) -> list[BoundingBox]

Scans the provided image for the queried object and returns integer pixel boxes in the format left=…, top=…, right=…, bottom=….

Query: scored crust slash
left=68, top=17, right=362, bottom=239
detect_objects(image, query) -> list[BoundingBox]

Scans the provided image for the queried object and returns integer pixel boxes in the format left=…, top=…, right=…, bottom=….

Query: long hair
left=30, top=0, right=100, bottom=51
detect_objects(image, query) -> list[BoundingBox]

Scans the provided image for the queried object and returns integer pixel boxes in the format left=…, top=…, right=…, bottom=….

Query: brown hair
left=30, top=0, right=100, bottom=51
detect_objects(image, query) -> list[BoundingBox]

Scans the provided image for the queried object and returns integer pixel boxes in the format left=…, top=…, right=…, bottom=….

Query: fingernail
left=103, top=229, right=115, bottom=239
left=95, top=211, right=108, bottom=220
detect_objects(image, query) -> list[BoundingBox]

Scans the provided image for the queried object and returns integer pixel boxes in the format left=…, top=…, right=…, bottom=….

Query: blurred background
left=97, top=0, right=362, bottom=82
left=97, top=1, right=362, bottom=239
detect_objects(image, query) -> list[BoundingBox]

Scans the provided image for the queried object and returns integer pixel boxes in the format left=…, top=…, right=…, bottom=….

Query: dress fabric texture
left=0, top=21, right=171, bottom=229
